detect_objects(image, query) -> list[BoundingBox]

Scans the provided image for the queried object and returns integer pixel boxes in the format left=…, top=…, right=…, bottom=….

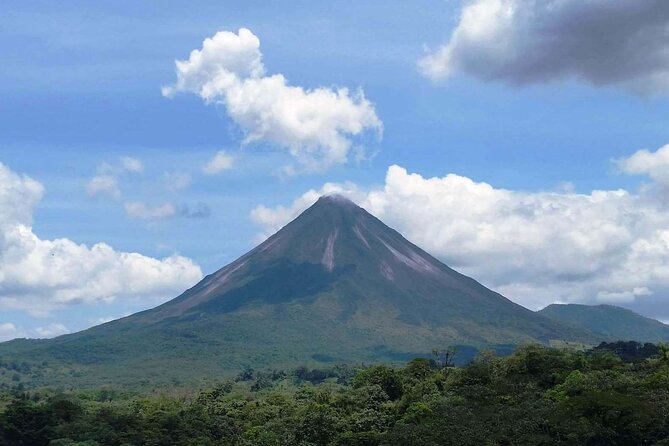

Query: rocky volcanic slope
left=0, top=196, right=599, bottom=387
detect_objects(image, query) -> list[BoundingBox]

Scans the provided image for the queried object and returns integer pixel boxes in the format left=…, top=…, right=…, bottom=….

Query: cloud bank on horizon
left=419, top=0, right=669, bottom=94
left=252, top=143, right=669, bottom=316
left=162, top=28, right=383, bottom=173
left=0, top=163, right=203, bottom=331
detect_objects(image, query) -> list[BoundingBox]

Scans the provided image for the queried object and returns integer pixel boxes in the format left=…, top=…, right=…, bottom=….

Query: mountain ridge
left=539, top=303, right=669, bottom=343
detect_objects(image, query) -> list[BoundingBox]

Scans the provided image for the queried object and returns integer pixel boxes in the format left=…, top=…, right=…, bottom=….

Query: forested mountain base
left=2, top=342, right=669, bottom=446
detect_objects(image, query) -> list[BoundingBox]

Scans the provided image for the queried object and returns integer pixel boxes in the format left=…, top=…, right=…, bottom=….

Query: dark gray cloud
left=419, top=0, right=669, bottom=93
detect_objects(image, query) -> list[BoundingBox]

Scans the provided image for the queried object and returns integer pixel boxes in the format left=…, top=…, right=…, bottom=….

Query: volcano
left=0, top=196, right=596, bottom=387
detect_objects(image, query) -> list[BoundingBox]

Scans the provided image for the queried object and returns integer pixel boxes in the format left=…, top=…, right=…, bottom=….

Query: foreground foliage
left=1, top=342, right=669, bottom=445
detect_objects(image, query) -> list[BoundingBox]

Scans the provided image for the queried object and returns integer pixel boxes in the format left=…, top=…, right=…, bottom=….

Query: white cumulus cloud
left=0, top=162, right=203, bottom=317
left=251, top=160, right=669, bottom=320
left=617, top=144, right=669, bottom=185
left=202, top=150, right=235, bottom=175
left=419, top=0, right=669, bottom=94
left=163, top=28, right=382, bottom=172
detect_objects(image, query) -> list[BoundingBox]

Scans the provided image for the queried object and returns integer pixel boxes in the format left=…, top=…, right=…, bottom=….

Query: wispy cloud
left=124, top=201, right=177, bottom=220
left=86, top=174, right=120, bottom=198
left=35, top=323, right=70, bottom=338
left=202, top=151, right=234, bottom=175
left=0, top=323, right=18, bottom=342
left=164, top=171, right=192, bottom=191
left=124, top=201, right=211, bottom=221
left=85, top=156, right=144, bottom=199
left=120, top=156, right=143, bottom=173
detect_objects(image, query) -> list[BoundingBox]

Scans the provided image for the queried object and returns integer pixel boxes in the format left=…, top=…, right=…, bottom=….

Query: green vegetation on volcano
left=540, top=303, right=669, bottom=343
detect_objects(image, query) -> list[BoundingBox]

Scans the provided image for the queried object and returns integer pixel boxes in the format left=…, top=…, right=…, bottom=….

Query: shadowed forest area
left=1, top=341, right=669, bottom=445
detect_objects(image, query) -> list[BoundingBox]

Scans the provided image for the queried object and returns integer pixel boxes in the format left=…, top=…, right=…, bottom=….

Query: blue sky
left=2, top=0, right=669, bottom=339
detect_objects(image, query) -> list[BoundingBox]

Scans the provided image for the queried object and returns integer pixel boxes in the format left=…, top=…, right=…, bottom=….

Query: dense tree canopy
left=1, top=343, right=669, bottom=445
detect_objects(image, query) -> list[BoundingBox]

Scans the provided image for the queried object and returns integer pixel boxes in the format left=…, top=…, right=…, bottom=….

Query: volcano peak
left=318, top=193, right=354, bottom=203
left=15, top=194, right=598, bottom=386
left=313, top=194, right=358, bottom=211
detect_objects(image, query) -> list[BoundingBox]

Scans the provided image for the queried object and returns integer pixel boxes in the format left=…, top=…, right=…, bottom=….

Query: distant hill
left=539, top=303, right=669, bottom=343
left=0, top=196, right=600, bottom=388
